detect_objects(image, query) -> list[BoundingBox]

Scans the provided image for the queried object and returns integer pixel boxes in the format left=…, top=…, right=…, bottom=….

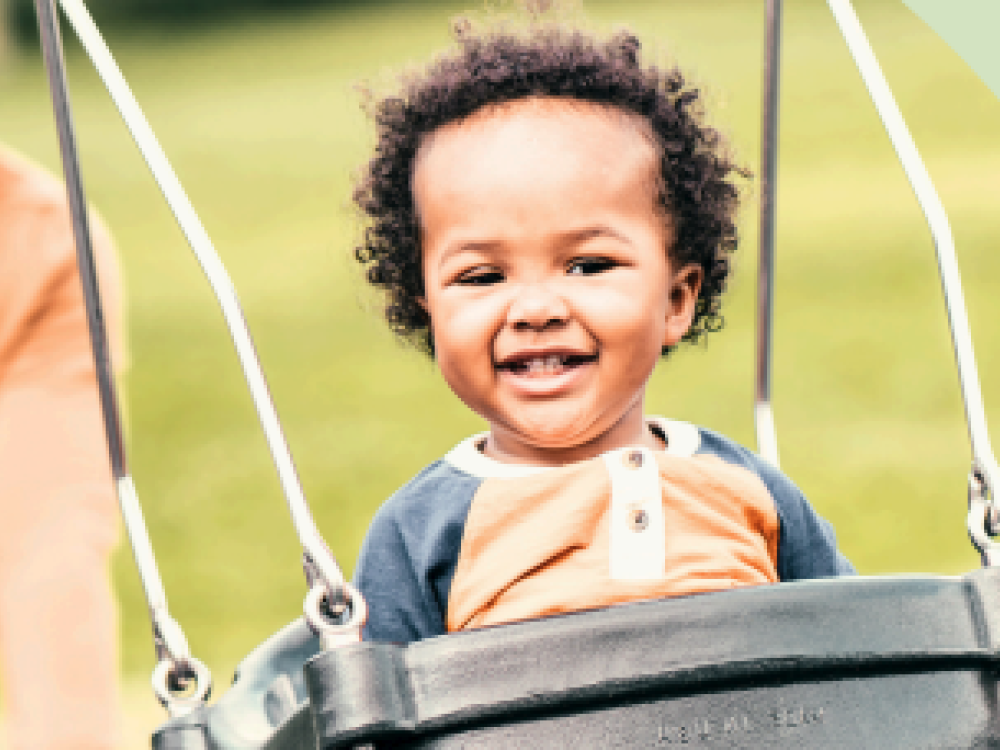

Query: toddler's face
left=415, top=98, right=701, bottom=466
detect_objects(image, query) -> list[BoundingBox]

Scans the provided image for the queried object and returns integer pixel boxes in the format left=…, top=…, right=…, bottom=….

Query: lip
left=494, top=347, right=597, bottom=368
left=494, top=348, right=597, bottom=397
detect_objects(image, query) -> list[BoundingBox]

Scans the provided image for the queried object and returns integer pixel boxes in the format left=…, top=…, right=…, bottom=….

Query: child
left=350, top=20, right=853, bottom=644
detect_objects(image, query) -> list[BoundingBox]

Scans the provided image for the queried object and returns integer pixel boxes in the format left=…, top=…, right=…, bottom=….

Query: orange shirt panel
left=446, top=453, right=779, bottom=633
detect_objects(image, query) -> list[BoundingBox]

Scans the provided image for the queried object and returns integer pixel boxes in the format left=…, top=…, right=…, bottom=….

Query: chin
left=521, top=426, right=595, bottom=451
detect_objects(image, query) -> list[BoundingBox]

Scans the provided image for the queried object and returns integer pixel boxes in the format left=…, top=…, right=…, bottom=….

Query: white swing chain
left=754, top=0, right=782, bottom=468
left=55, top=0, right=352, bottom=614
left=34, top=0, right=216, bottom=715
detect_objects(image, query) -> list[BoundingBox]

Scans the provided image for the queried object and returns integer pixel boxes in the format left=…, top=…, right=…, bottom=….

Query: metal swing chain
left=754, top=0, right=782, bottom=468
left=827, top=0, right=1000, bottom=565
left=51, top=0, right=364, bottom=643
left=32, top=0, right=212, bottom=715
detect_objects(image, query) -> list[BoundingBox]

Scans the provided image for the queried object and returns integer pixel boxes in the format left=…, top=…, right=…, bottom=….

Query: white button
left=604, top=447, right=664, bottom=580
left=628, top=505, right=649, bottom=532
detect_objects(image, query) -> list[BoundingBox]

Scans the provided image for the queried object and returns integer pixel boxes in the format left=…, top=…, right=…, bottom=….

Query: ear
left=662, top=263, right=703, bottom=348
left=416, top=296, right=429, bottom=313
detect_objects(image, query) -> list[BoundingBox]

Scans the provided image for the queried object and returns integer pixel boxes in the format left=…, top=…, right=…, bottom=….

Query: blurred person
left=0, top=144, right=123, bottom=749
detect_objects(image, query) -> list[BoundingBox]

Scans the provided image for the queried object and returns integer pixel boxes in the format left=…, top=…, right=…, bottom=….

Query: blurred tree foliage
left=6, top=0, right=364, bottom=48
left=3, top=0, right=909, bottom=51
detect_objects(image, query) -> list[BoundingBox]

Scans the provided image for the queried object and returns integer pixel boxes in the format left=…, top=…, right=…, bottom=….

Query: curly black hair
left=353, top=21, right=748, bottom=356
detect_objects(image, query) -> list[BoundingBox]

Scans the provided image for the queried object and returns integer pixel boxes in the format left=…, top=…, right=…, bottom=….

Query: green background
left=0, top=0, right=998, bottom=740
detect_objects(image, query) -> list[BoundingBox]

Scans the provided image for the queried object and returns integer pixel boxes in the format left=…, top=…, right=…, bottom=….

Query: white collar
left=443, top=417, right=701, bottom=479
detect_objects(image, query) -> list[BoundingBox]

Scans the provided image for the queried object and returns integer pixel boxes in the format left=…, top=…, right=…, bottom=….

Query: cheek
left=433, top=295, right=497, bottom=346
left=580, top=288, right=667, bottom=349
left=434, top=334, right=495, bottom=419
left=429, top=294, right=502, bottom=379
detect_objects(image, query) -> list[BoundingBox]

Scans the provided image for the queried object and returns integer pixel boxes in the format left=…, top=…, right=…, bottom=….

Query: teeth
left=525, top=355, right=564, bottom=374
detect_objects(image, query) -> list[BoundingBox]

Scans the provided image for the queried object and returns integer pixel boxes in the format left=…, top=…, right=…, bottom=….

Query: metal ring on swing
left=304, top=581, right=368, bottom=650
left=967, top=471, right=1000, bottom=567
left=151, top=655, right=212, bottom=717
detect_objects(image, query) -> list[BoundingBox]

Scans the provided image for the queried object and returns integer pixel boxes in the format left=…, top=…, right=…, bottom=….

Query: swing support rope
left=826, top=0, right=1000, bottom=564
left=34, top=0, right=365, bottom=714
left=32, top=0, right=212, bottom=715
left=51, top=0, right=351, bottom=607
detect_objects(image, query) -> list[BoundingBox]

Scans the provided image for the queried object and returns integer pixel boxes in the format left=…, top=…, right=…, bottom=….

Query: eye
left=567, top=257, right=616, bottom=276
left=455, top=266, right=504, bottom=286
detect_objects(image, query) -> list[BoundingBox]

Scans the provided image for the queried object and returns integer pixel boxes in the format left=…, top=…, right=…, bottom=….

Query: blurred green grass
left=1, top=0, right=998, bottom=730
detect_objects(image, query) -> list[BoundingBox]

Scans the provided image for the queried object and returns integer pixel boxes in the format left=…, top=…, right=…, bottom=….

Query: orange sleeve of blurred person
left=0, top=145, right=124, bottom=750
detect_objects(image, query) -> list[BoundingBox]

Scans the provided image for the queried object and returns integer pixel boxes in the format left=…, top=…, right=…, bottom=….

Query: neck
left=482, top=415, right=664, bottom=467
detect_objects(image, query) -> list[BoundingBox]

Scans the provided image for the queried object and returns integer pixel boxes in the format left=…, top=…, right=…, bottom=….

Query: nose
left=507, top=282, right=569, bottom=332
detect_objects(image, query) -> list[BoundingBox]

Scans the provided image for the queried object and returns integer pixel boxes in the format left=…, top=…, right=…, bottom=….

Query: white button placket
left=603, top=447, right=665, bottom=580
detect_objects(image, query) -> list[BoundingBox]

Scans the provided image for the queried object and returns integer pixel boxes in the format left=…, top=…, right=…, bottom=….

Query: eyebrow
left=562, top=226, right=631, bottom=246
left=434, top=240, right=503, bottom=268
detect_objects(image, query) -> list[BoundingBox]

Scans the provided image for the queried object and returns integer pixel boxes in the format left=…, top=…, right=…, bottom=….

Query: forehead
left=412, top=97, right=661, bottom=215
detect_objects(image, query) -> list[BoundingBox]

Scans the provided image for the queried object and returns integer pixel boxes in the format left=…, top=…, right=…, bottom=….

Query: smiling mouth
left=496, top=353, right=598, bottom=376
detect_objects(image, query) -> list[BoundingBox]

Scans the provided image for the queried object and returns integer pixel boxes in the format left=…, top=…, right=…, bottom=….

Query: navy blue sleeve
left=696, top=428, right=855, bottom=581
left=352, top=461, right=480, bottom=644
left=752, top=458, right=856, bottom=580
